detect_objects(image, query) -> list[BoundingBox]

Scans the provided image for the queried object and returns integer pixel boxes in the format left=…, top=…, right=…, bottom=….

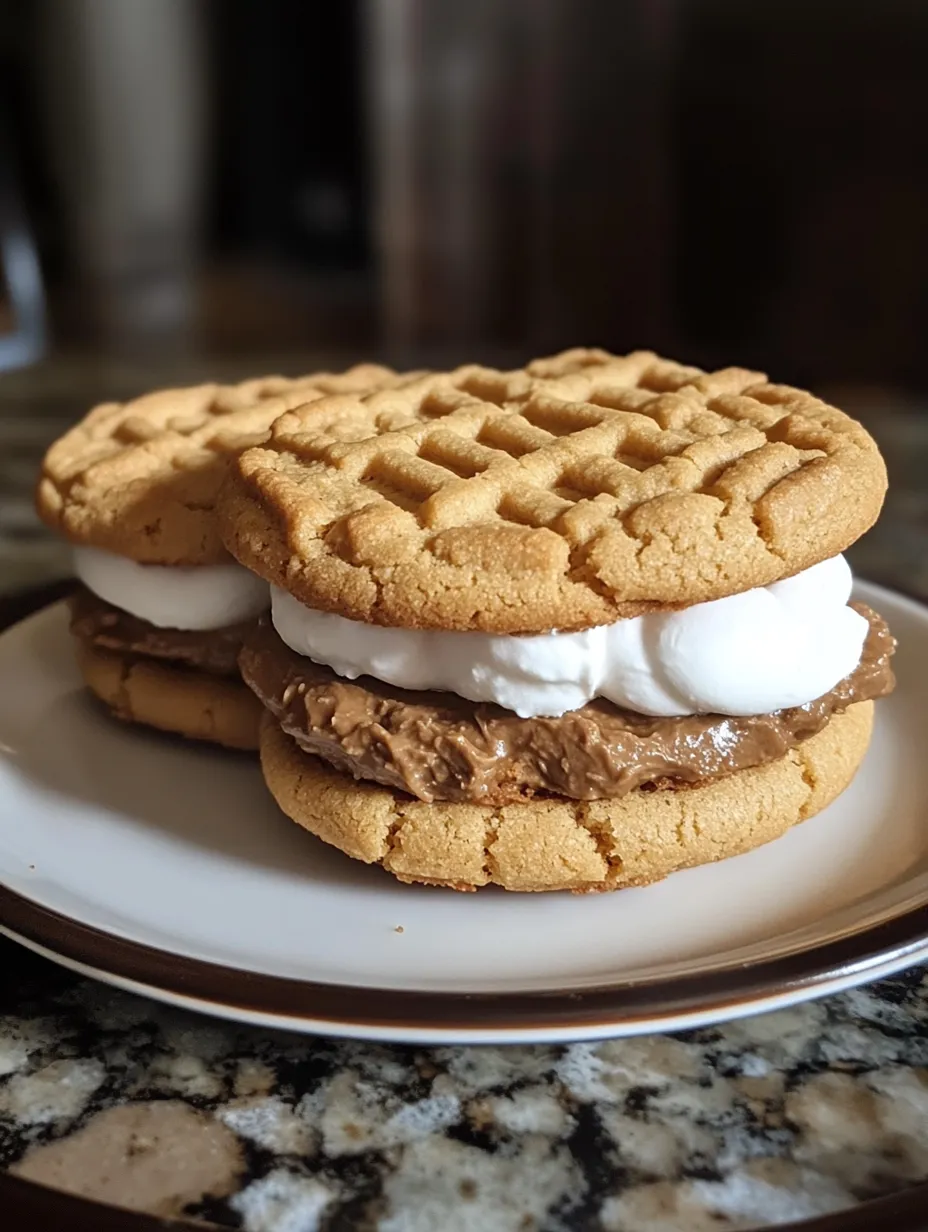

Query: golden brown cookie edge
left=76, top=640, right=261, bottom=751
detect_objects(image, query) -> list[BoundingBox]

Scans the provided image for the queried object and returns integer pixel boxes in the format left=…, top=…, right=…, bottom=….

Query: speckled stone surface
left=2, top=951, right=928, bottom=1230
left=1, top=363, right=927, bottom=1230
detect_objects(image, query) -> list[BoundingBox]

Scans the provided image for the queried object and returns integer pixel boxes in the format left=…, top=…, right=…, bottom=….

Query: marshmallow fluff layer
left=74, top=546, right=269, bottom=631
left=271, top=555, right=869, bottom=719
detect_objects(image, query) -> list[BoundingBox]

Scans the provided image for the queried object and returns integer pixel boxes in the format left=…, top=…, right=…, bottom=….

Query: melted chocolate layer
left=70, top=586, right=256, bottom=677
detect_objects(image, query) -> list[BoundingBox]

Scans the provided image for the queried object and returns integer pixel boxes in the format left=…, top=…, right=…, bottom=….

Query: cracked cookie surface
left=258, top=701, right=874, bottom=892
left=37, top=365, right=411, bottom=566
left=219, top=349, right=887, bottom=633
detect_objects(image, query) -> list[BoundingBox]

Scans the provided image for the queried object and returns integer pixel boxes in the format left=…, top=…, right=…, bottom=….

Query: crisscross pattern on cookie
left=222, top=349, right=887, bottom=632
left=37, top=365, right=407, bottom=564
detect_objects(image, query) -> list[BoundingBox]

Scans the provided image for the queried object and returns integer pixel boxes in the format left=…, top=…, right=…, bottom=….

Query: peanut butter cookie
left=77, top=641, right=262, bottom=751
left=38, top=365, right=411, bottom=565
left=219, top=349, right=886, bottom=633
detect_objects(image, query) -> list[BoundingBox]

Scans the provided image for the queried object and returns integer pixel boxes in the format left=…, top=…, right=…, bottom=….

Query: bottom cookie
left=76, top=641, right=262, bottom=752
left=259, top=702, right=874, bottom=892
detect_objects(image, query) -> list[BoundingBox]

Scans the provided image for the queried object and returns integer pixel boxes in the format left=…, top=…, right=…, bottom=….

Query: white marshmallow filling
left=73, top=546, right=269, bottom=632
left=269, top=554, right=868, bottom=720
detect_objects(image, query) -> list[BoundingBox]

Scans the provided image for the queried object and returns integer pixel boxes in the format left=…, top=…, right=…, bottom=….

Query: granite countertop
left=2, top=361, right=928, bottom=1231
left=3, top=952, right=928, bottom=1232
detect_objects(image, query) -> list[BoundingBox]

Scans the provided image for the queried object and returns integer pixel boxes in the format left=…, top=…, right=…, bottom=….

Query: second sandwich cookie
left=37, top=366, right=404, bottom=749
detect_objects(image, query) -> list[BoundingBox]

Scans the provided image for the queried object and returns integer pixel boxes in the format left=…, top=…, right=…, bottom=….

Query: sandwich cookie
left=220, top=349, right=894, bottom=886
left=37, top=367, right=408, bottom=748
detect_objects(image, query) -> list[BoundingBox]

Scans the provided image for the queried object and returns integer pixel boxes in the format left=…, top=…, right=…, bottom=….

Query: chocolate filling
left=70, top=586, right=258, bottom=677
left=240, top=603, right=895, bottom=805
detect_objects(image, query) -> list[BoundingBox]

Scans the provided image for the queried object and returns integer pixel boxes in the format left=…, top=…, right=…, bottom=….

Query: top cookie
left=36, top=365, right=409, bottom=566
left=218, top=348, right=887, bottom=634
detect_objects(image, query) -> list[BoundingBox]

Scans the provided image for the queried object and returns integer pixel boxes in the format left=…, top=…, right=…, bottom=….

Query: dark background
left=0, top=0, right=925, bottom=385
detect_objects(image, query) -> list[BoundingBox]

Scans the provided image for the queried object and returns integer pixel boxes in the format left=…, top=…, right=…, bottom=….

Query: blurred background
left=0, top=0, right=926, bottom=592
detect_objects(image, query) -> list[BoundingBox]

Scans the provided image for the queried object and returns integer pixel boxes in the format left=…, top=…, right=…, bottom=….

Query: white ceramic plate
left=0, top=584, right=926, bottom=1044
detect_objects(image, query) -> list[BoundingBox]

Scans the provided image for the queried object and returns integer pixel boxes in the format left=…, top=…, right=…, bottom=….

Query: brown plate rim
left=2, top=884, right=928, bottom=1033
